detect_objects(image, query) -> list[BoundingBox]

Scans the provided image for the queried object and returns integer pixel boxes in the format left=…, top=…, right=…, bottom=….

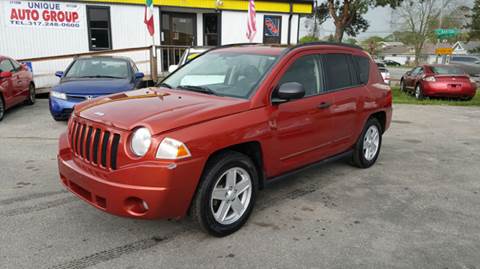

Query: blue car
left=49, top=56, right=144, bottom=120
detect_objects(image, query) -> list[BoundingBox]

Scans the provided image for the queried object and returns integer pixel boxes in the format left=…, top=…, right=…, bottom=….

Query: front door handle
left=317, top=102, right=331, bottom=109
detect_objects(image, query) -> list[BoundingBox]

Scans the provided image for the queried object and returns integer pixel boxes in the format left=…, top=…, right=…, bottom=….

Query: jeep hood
left=74, top=88, right=250, bottom=134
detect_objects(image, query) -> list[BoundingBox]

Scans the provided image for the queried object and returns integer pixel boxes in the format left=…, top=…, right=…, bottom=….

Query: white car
left=168, top=47, right=212, bottom=73
left=376, top=62, right=390, bottom=85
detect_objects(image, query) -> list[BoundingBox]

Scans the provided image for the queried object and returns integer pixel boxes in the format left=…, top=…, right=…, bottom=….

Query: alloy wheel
left=363, top=125, right=380, bottom=161
left=210, top=167, right=252, bottom=225
left=0, top=98, right=4, bottom=120
left=415, top=85, right=421, bottom=99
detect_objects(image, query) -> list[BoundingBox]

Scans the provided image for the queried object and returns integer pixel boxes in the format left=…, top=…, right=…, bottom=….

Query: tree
left=304, top=3, right=330, bottom=38
left=321, top=0, right=403, bottom=42
left=299, top=35, right=321, bottom=44
left=467, top=0, right=480, bottom=40
left=396, top=0, right=455, bottom=65
left=344, top=37, right=358, bottom=45
left=361, top=36, right=385, bottom=55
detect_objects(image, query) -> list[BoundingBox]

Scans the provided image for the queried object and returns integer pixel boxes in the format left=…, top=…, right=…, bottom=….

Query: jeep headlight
left=50, top=91, right=67, bottom=100
left=156, top=137, right=191, bottom=159
left=130, top=127, right=151, bottom=157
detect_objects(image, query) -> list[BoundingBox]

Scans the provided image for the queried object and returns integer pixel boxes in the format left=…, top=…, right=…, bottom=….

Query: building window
left=87, top=6, right=112, bottom=51
left=263, top=16, right=281, bottom=44
left=203, top=13, right=220, bottom=46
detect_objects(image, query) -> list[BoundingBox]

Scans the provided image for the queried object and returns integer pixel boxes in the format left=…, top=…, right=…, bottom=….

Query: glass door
left=203, top=13, right=220, bottom=46
left=161, top=12, right=197, bottom=70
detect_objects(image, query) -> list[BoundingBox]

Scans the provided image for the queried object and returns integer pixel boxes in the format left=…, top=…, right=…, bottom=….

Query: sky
left=299, top=0, right=475, bottom=41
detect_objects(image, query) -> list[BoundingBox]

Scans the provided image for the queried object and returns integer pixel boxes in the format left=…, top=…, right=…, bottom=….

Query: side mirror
left=55, top=71, right=64, bottom=78
left=406, top=71, right=411, bottom=76
left=168, top=65, right=178, bottom=73
left=0, top=71, right=12, bottom=78
left=135, top=72, right=144, bottom=79
left=274, top=82, right=305, bottom=103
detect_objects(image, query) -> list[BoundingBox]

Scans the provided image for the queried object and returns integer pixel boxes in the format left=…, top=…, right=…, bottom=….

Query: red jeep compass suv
left=58, top=43, right=392, bottom=236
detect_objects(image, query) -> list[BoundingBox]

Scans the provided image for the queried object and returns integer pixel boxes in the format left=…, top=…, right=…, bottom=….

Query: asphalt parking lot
left=1, top=99, right=480, bottom=269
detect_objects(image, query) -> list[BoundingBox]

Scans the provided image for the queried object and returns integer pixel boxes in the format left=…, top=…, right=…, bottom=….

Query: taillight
left=423, top=76, right=436, bottom=82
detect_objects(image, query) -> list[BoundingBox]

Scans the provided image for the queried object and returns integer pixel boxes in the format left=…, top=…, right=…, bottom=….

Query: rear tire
left=190, top=151, right=258, bottom=237
left=400, top=79, right=406, bottom=92
left=0, top=96, right=4, bottom=121
left=351, top=118, right=382, bottom=168
left=25, top=84, right=36, bottom=105
left=415, top=84, right=424, bottom=100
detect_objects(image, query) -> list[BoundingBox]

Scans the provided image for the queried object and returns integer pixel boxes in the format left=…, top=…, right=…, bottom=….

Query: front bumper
left=57, top=132, right=205, bottom=219
left=49, top=97, right=78, bottom=119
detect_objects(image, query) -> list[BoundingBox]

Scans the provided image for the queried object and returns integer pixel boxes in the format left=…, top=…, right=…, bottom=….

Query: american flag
left=246, top=0, right=256, bottom=42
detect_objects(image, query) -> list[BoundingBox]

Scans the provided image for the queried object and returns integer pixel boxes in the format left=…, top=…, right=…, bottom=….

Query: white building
left=0, top=0, right=312, bottom=89
left=452, top=41, right=480, bottom=55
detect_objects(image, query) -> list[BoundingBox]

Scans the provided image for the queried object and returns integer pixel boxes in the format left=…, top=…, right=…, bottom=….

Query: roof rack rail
left=292, top=41, right=364, bottom=51
left=207, top=43, right=261, bottom=52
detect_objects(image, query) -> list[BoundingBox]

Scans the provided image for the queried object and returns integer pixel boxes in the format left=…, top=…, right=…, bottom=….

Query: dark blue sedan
left=49, top=56, right=144, bottom=120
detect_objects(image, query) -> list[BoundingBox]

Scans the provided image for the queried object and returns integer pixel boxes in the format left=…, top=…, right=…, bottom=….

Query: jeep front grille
left=70, top=119, right=121, bottom=170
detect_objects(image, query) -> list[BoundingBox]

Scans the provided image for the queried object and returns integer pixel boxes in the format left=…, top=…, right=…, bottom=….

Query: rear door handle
left=317, top=102, right=331, bottom=109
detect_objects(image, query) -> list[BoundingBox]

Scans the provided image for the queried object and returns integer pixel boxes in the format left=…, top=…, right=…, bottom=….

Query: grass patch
left=392, top=87, right=480, bottom=106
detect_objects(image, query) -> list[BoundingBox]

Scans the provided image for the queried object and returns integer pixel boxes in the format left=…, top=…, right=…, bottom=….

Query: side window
left=131, top=62, right=139, bottom=73
left=354, top=56, right=370, bottom=84
left=0, top=60, right=14, bottom=72
left=278, top=55, right=321, bottom=97
left=417, top=67, right=424, bottom=76
left=10, top=59, right=20, bottom=71
left=411, top=67, right=420, bottom=75
left=323, top=54, right=353, bottom=91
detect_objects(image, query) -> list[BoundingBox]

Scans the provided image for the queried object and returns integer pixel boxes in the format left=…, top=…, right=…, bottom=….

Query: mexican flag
left=144, top=0, right=154, bottom=36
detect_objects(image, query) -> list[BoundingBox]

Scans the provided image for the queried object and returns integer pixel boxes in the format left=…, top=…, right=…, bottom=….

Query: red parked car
left=0, top=55, right=36, bottom=121
left=400, top=64, right=477, bottom=100
left=58, top=43, right=392, bottom=236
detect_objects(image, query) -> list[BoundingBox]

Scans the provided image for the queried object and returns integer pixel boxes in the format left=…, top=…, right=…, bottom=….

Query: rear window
left=355, top=56, right=370, bottom=84
left=323, top=54, right=353, bottom=90
left=431, top=66, right=465, bottom=75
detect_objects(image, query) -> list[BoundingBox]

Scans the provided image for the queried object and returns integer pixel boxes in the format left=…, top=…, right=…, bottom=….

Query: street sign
left=434, top=29, right=459, bottom=39
left=435, top=47, right=453, bottom=55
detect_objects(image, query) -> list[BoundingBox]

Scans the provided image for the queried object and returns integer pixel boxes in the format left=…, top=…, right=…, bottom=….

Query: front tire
left=351, top=118, right=382, bottom=168
left=190, top=151, right=258, bottom=237
left=25, top=83, right=36, bottom=105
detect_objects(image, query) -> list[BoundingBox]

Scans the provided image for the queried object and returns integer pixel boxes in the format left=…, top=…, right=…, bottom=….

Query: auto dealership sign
left=4, top=1, right=83, bottom=29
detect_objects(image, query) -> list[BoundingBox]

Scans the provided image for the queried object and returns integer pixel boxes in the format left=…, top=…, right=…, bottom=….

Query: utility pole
left=440, top=0, right=444, bottom=29
left=437, top=0, right=445, bottom=64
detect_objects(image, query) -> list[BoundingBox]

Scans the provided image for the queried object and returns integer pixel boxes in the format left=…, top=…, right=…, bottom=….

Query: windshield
left=431, top=66, right=465, bottom=75
left=65, top=58, right=130, bottom=79
left=161, top=52, right=278, bottom=99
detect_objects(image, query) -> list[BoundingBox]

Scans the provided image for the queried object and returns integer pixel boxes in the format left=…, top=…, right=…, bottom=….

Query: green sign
left=434, top=29, right=460, bottom=39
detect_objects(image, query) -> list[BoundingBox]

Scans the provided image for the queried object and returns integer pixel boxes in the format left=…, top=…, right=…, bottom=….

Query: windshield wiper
left=158, top=82, right=172, bottom=89
left=78, top=75, right=124, bottom=79
left=177, top=85, right=216, bottom=95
